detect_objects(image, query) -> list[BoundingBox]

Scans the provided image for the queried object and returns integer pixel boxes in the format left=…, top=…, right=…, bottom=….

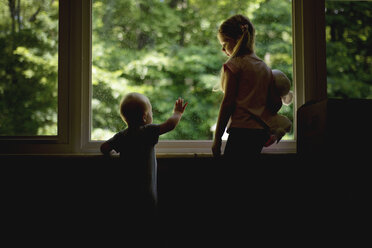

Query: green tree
left=1, top=0, right=297, bottom=140
left=91, top=0, right=294, bottom=140
left=325, top=1, right=372, bottom=99
left=0, top=0, right=58, bottom=135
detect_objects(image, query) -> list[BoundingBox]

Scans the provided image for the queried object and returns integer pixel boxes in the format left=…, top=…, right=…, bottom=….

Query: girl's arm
left=212, top=67, right=238, bottom=157
left=159, top=98, right=188, bottom=135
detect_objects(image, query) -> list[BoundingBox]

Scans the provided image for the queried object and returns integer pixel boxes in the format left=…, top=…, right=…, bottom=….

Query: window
left=91, top=0, right=294, bottom=147
left=1, top=0, right=326, bottom=154
left=0, top=0, right=59, bottom=136
left=325, top=0, right=372, bottom=99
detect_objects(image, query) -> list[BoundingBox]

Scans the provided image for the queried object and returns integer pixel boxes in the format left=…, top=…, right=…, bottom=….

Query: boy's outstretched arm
left=159, top=98, right=188, bottom=135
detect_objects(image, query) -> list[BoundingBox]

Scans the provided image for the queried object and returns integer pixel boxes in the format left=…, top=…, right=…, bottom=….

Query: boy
left=100, top=92, right=187, bottom=232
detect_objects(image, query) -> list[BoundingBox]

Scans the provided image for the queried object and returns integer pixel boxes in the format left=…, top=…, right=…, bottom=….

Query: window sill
left=82, top=139, right=296, bottom=155
left=155, top=140, right=296, bottom=155
left=0, top=140, right=295, bottom=157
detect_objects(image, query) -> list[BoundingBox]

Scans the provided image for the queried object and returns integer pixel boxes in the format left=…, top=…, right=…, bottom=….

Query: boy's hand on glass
left=159, top=98, right=187, bottom=135
left=174, top=97, right=188, bottom=114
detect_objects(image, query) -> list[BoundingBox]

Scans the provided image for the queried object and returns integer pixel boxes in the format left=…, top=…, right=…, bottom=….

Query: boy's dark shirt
left=107, top=124, right=160, bottom=206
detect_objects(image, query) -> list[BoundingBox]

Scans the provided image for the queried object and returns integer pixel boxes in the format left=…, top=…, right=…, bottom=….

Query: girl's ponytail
left=231, top=25, right=249, bottom=58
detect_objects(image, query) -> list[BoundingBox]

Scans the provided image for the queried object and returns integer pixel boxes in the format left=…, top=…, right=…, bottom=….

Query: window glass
left=92, top=0, right=293, bottom=141
left=0, top=0, right=59, bottom=136
left=325, top=0, right=372, bottom=99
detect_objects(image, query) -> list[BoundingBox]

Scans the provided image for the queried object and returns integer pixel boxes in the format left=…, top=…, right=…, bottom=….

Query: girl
left=212, top=14, right=284, bottom=162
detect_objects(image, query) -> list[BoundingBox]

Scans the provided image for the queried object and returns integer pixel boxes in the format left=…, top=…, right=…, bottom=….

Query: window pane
left=326, top=0, right=372, bottom=99
left=0, top=0, right=59, bottom=136
left=92, top=0, right=293, bottom=141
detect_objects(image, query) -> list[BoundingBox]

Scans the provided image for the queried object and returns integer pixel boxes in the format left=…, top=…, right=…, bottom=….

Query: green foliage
left=12, top=1, right=371, bottom=140
left=91, top=0, right=295, bottom=140
left=325, top=1, right=372, bottom=99
left=0, top=0, right=58, bottom=135
left=3, top=0, right=370, bottom=140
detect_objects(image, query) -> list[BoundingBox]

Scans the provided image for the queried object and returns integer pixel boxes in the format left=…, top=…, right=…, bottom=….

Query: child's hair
left=120, top=92, right=149, bottom=126
left=218, top=14, right=256, bottom=58
left=216, top=14, right=256, bottom=92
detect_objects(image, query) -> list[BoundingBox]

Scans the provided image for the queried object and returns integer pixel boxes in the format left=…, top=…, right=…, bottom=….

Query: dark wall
left=1, top=153, right=362, bottom=246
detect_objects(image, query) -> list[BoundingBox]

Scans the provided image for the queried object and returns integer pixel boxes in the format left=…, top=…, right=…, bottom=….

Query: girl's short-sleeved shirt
left=223, top=53, right=281, bottom=130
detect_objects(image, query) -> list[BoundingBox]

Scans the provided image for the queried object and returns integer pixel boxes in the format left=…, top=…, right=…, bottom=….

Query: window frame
left=0, top=0, right=70, bottom=153
left=0, top=0, right=326, bottom=155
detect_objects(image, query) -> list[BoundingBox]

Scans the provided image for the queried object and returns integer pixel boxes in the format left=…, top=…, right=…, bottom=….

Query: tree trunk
left=8, top=0, right=16, bottom=50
